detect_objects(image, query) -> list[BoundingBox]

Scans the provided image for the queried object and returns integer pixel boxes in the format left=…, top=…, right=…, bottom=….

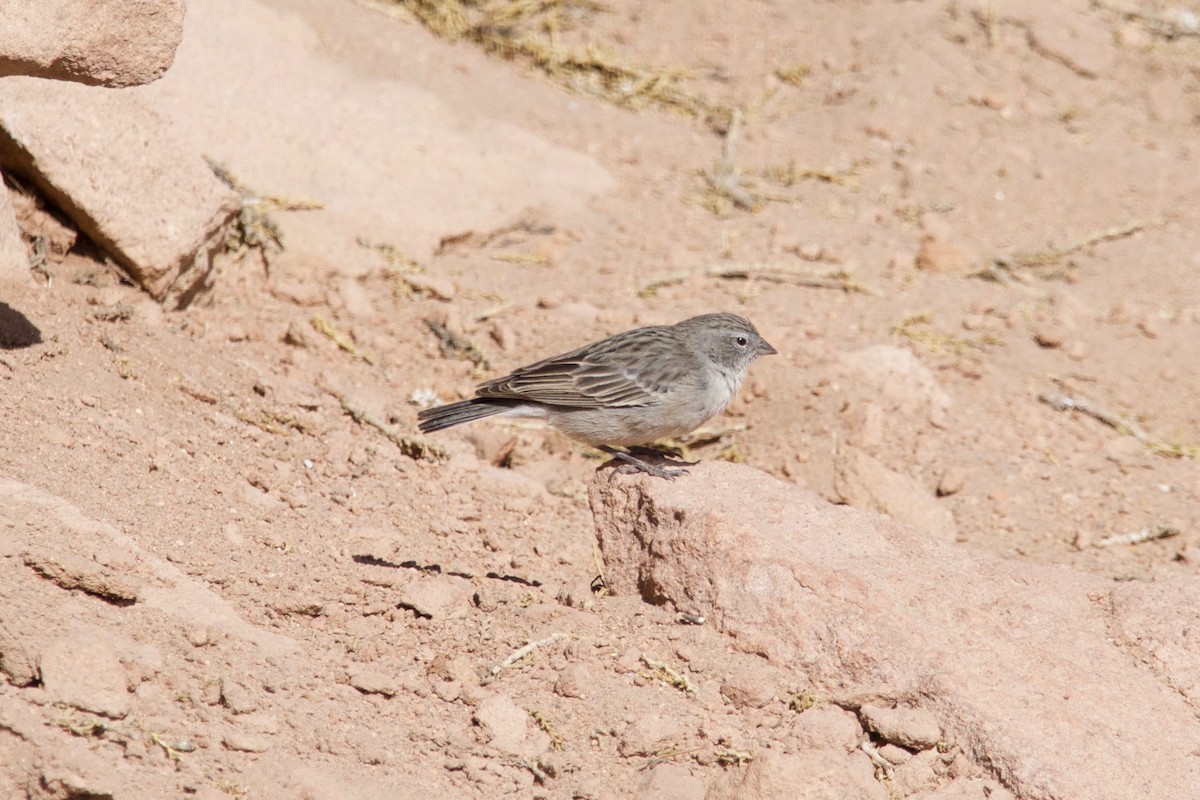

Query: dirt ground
left=2, top=0, right=1200, bottom=798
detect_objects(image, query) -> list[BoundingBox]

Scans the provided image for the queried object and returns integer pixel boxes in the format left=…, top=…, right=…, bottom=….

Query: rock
left=936, top=468, right=966, bottom=497
left=838, top=345, right=952, bottom=427
left=915, top=235, right=975, bottom=275
left=554, top=662, right=590, bottom=699
left=892, top=749, right=943, bottom=795
left=0, top=621, right=39, bottom=686
left=719, top=661, right=780, bottom=709
left=39, top=632, right=130, bottom=718
left=860, top=704, right=942, bottom=749
left=223, top=730, right=272, bottom=753
left=0, top=78, right=240, bottom=302
left=0, top=0, right=185, bottom=87
left=789, top=706, right=863, bottom=751
left=37, top=739, right=121, bottom=800
left=396, top=574, right=474, bottom=620
left=637, top=763, right=706, bottom=800
left=618, top=714, right=683, bottom=757
left=473, top=694, right=534, bottom=756
left=128, top=0, right=617, bottom=272
left=220, top=678, right=259, bottom=714
left=22, top=547, right=140, bottom=605
left=338, top=277, right=376, bottom=317
left=1033, top=326, right=1065, bottom=349
left=590, top=462, right=1200, bottom=800
left=0, top=181, right=27, bottom=281
left=1109, top=577, right=1200, bottom=708
left=834, top=449, right=958, bottom=540
left=708, top=749, right=887, bottom=800
left=348, top=669, right=398, bottom=698
left=401, top=273, right=456, bottom=302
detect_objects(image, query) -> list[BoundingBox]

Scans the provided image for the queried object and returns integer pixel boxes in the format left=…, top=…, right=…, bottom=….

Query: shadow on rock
left=0, top=302, right=41, bottom=348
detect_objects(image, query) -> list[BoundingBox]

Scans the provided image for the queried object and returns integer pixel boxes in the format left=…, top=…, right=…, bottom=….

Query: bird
left=417, top=312, right=776, bottom=478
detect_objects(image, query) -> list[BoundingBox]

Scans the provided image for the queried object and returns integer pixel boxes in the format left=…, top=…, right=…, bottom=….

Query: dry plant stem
left=507, top=757, right=549, bottom=784
left=1091, top=1, right=1200, bottom=40
left=1096, top=525, right=1179, bottom=549
left=1038, top=392, right=1197, bottom=458
left=312, top=314, right=375, bottom=364
left=991, top=220, right=1150, bottom=271
left=426, top=318, right=490, bottom=370
left=860, top=740, right=895, bottom=776
left=336, top=394, right=448, bottom=461
left=398, top=0, right=715, bottom=117
left=639, top=655, right=697, bottom=694
left=640, top=263, right=870, bottom=297
left=484, top=632, right=565, bottom=683
left=703, top=108, right=758, bottom=211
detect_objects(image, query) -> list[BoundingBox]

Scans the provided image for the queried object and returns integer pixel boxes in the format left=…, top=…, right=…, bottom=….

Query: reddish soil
left=2, top=1, right=1198, bottom=798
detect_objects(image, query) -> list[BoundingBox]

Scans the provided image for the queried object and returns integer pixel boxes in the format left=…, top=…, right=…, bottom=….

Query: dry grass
left=394, top=0, right=722, bottom=119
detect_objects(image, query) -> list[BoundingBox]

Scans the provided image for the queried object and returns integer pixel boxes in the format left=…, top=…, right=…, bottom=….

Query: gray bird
left=417, top=312, right=776, bottom=478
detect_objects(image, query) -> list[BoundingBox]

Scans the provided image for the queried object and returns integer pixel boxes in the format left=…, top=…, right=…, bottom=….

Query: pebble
left=719, top=662, right=781, bottom=709
left=860, top=704, right=942, bottom=749
left=937, top=467, right=966, bottom=497
left=220, top=678, right=259, bottom=714
left=222, top=730, right=272, bottom=753
left=402, top=273, right=456, bottom=301
left=348, top=669, right=397, bottom=697
left=39, top=633, right=130, bottom=719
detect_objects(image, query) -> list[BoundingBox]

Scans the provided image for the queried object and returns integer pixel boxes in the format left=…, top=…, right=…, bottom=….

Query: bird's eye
left=735, top=335, right=748, bottom=347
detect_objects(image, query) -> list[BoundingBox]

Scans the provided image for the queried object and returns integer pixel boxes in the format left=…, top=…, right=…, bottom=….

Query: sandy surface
left=2, top=0, right=1199, bottom=797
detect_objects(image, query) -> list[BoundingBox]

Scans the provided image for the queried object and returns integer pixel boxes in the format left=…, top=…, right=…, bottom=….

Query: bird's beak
left=757, top=339, right=777, bottom=356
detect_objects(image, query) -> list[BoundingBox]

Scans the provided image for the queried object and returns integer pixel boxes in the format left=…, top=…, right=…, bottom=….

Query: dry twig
left=1038, top=391, right=1198, bottom=458
left=639, top=655, right=697, bottom=695
left=640, top=262, right=870, bottom=298
left=483, top=632, right=565, bottom=684
left=337, top=394, right=448, bottom=461
left=1096, top=525, right=1180, bottom=548
left=979, top=220, right=1153, bottom=282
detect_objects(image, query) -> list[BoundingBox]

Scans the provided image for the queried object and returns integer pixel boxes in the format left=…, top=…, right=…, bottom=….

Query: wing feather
left=473, top=325, right=697, bottom=408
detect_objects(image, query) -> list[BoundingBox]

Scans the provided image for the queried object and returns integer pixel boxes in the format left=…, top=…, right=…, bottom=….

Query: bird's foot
left=626, top=444, right=698, bottom=466
left=599, top=446, right=691, bottom=480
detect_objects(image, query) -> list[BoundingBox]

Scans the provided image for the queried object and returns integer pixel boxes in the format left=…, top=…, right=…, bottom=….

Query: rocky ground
left=1, top=0, right=1199, bottom=798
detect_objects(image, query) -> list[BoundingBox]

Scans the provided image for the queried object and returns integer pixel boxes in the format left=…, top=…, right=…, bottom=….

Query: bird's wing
left=474, top=327, right=695, bottom=408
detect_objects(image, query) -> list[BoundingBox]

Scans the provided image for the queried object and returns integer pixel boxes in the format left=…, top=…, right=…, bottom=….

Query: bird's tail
left=417, top=399, right=512, bottom=434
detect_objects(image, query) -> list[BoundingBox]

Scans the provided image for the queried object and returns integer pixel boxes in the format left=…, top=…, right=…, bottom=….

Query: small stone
left=554, top=662, right=590, bottom=699
left=638, top=763, right=707, bottom=800
left=185, top=626, right=212, bottom=647
left=860, top=704, right=942, bottom=750
left=915, top=235, right=975, bottom=275
left=402, top=272, right=456, bottom=301
left=397, top=575, right=474, bottom=620
left=220, top=679, right=258, bottom=714
left=961, top=314, right=986, bottom=331
left=619, top=714, right=683, bottom=757
left=937, top=467, right=966, bottom=497
left=222, top=730, right=271, bottom=753
left=1033, top=327, right=1064, bottom=348
left=878, top=743, right=912, bottom=765
left=431, top=679, right=461, bottom=703
left=39, top=634, right=130, bottom=719
left=719, top=662, right=780, bottom=709
left=789, top=707, right=863, bottom=751
left=282, top=319, right=311, bottom=348
left=349, top=669, right=397, bottom=697
left=473, top=694, right=530, bottom=755
left=339, top=277, right=375, bottom=317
